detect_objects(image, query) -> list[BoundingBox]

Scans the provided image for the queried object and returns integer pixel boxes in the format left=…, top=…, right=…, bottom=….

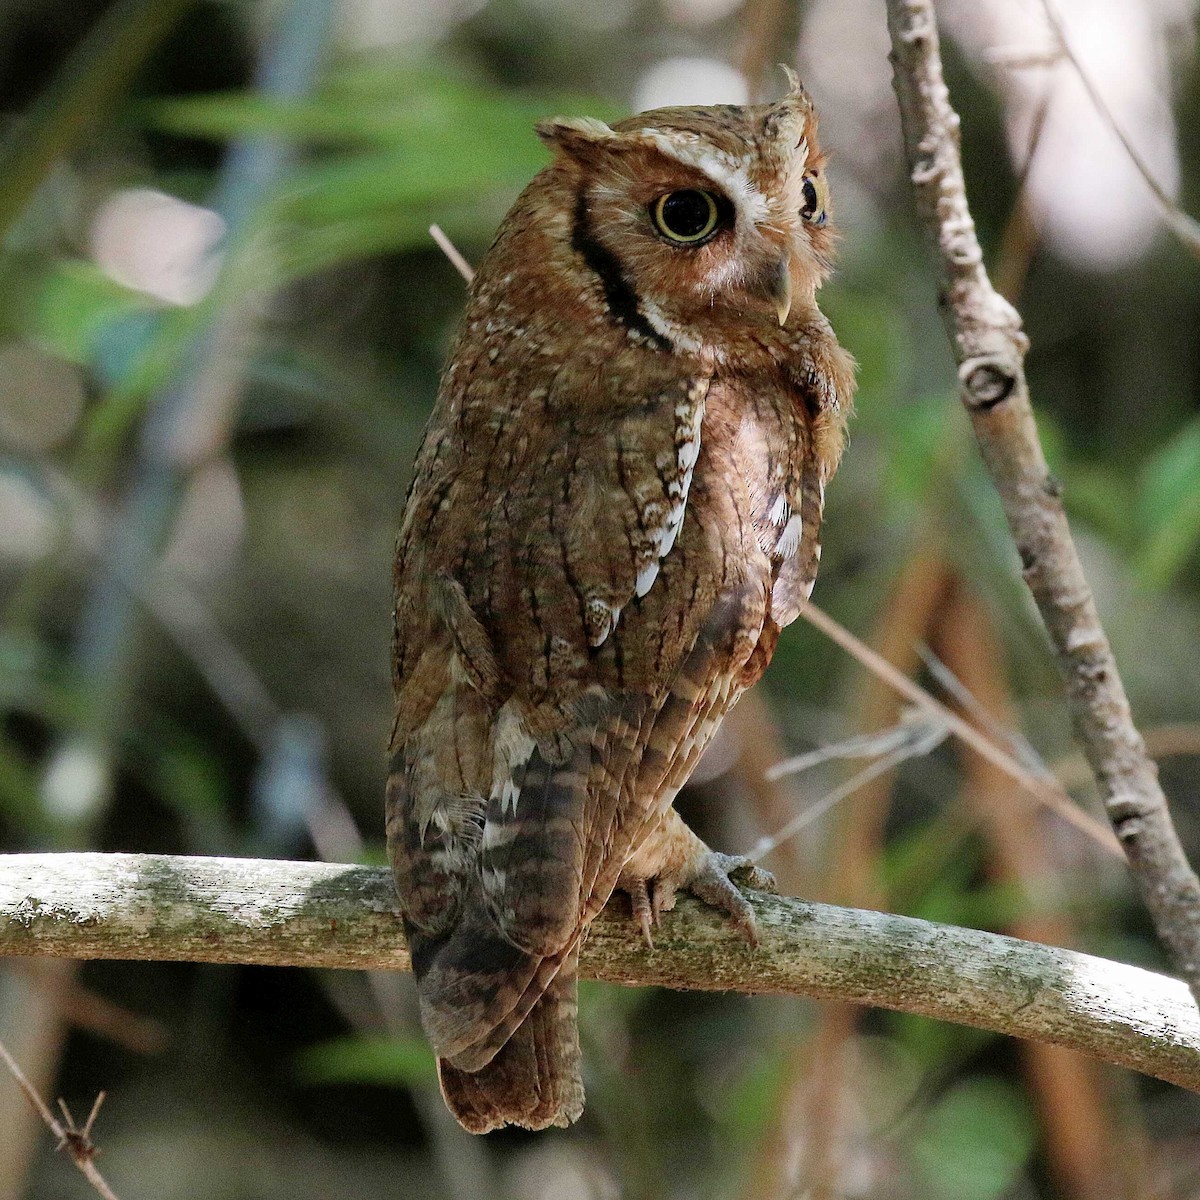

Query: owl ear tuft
left=536, top=117, right=617, bottom=165
left=778, top=65, right=810, bottom=103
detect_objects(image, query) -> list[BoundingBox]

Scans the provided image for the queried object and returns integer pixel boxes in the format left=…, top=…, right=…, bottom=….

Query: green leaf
left=1134, top=417, right=1200, bottom=588
left=146, top=64, right=612, bottom=149
left=16, top=260, right=156, bottom=365
left=910, top=1078, right=1036, bottom=1200
left=295, top=1034, right=438, bottom=1088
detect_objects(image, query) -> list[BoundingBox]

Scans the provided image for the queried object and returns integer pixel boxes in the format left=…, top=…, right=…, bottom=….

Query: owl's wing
left=762, top=321, right=853, bottom=627
left=765, top=424, right=827, bottom=627
left=391, top=349, right=716, bottom=945
left=471, top=356, right=716, bottom=957
left=390, top=350, right=735, bottom=1102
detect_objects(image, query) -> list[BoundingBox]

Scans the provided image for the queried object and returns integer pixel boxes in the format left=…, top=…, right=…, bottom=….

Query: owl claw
left=686, top=851, right=775, bottom=947
left=620, top=874, right=682, bottom=950
left=621, top=851, right=772, bottom=947
left=627, top=877, right=655, bottom=949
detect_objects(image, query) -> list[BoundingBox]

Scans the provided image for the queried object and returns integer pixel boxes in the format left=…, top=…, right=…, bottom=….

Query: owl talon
left=687, top=851, right=771, bottom=947
left=626, top=878, right=655, bottom=949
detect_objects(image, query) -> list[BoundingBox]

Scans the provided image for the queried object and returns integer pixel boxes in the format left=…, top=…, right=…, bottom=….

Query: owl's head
left=534, top=70, right=835, bottom=349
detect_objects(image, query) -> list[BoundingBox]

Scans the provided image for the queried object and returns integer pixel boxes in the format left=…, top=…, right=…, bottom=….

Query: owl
left=387, top=71, right=854, bottom=1133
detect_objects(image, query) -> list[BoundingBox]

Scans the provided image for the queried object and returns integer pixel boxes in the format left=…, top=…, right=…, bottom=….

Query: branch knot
left=959, top=357, right=1017, bottom=410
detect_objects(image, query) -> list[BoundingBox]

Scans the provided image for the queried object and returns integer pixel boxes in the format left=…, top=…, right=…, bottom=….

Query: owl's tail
left=435, top=949, right=583, bottom=1133
left=408, top=905, right=584, bottom=1134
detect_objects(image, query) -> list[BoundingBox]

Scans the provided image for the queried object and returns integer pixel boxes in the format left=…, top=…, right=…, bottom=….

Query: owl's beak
left=771, top=258, right=793, bottom=326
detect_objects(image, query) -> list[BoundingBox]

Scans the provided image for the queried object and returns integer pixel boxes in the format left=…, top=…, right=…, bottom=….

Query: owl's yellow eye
left=800, top=172, right=829, bottom=226
left=651, top=189, right=721, bottom=244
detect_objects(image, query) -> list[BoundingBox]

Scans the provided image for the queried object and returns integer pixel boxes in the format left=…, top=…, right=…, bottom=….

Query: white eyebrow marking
left=641, top=132, right=771, bottom=223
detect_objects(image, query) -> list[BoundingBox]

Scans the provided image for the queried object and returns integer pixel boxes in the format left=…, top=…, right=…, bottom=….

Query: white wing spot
left=490, top=704, right=533, bottom=815
left=585, top=596, right=622, bottom=647
left=767, top=495, right=789, bottom=526
left=660, top=503, right=687, bottom=555
left=777, top=514, right=804, bottom=559
left=636, top=560, right=660, bottom=598
left=499, top=778, right=520, bottom=816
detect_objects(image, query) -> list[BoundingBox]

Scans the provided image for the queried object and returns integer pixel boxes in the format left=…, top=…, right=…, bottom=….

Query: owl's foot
left=686, top=850, right=776, bottom=947
left=623, top=877, right=660, bottom=949
left=617, top=811, right=776, bottom=948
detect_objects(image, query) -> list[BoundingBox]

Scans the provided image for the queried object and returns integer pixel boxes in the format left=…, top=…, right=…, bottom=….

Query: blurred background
left=1, top=0, right=1199, bottom=1196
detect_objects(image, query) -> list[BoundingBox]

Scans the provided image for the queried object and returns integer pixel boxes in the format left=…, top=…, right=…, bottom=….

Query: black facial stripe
left=571, top=188, right=671, bottom=351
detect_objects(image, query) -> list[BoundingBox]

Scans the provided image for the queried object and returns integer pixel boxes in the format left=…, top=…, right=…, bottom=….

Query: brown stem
left=884, top=0, right=1200, bottom=1002
left=937, top=580, right=1144, bottom=1200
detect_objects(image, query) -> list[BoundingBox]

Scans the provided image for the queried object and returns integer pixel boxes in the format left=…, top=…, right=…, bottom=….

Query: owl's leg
left=616, top=808, right=775, bottom=947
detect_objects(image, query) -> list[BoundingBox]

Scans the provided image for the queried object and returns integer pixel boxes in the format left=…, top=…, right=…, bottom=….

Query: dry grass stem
left=799, top=600, right=1119, bottom=854
left=751, top=715, right=948, bottom=862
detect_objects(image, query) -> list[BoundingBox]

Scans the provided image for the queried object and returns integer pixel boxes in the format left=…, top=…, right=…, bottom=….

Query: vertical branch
left=60, top=0, right=336, bottom=816
left=883, top=0, right=1200, bottom=1000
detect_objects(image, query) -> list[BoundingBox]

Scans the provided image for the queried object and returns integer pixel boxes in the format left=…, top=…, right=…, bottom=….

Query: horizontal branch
left=2, top=853, right=1198, bottom=1090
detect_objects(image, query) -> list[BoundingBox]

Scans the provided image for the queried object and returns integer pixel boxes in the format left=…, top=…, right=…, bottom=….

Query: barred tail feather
left=435, top=950, right=583, bottom=1133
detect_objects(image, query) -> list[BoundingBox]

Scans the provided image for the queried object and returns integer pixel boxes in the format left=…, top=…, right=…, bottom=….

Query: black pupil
left=661, top=190, right=712, bottom=237
left=801, top=178, right=818, bottom=217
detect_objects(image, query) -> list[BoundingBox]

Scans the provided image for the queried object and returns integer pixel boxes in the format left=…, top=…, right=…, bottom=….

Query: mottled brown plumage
left=387, top=74, right=855, bottom=1133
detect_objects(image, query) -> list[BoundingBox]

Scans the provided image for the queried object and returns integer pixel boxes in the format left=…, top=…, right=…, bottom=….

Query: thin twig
left=0, top=1039, right=120, bottom=1200
left=885, top=0, right=1200, bottom=1000
left=750, top=720, right=948, bottom=862
left=798, top=601, right=1119, bottom=854
left=429, top=224, right=475, bottom=283
left=915, top=641, right=1048, bottom=778
left=1038, top=0, right=1200, bottom=258
left=765, top=708, right=944, bottom=782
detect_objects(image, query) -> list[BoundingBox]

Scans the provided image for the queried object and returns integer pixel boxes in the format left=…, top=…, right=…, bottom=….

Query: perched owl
left=387, top=72, right=854, bottom=1133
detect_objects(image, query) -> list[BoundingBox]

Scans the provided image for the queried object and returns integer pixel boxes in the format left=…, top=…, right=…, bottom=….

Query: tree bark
left=1, top=852, right=1198, bottom=1090
left=884, top=0, right=1200, bottom=1000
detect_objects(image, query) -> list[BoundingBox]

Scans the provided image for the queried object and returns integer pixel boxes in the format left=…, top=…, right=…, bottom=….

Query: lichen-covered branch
left=884, top=0, right=1200, bottom=1000
left=1, top=853, right=1198, bottom=1089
